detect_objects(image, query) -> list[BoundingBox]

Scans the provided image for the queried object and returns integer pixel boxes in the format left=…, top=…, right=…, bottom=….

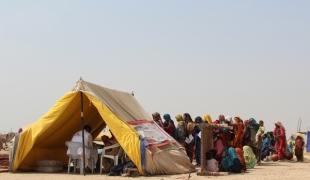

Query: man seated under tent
left=67, top=125, right=96, bottom=170
left=99, top=132, right=122, bottom=173
left=101, top=135, right=119, bottom=154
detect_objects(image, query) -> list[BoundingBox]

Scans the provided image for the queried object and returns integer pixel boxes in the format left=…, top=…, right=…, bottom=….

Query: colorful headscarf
left=175, top=114, right=184, bottom=122
left=203, top=114, right=213, bottom=124
left=249, top=118, right=257, bottom=124
left=243, top=146, right=257, bottom=169
left=183, top=113, right=193, bottom=122
left=248, top=118, right=259, bottom=130
left=195, top=116, right=203, bottom=124
left=275, top=121, right=285, bottom=131
left=220, top=147, right=241, bottom=173
left=234, top=117, right=242, bottom=123
left=163, top=114, right=171, bottom=121
left=152, top=112, right=161, bottom=119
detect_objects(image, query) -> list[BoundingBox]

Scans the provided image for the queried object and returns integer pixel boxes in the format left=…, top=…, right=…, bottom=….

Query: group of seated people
left=152, top=112, right=306, bottom=173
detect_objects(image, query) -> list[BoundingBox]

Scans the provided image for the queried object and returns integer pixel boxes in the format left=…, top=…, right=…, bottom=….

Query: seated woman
left=220, top=147, right=242, bottom=173
left=261, top=133, right=273, bottom=161
left=243, top=145, right=257, bottom=169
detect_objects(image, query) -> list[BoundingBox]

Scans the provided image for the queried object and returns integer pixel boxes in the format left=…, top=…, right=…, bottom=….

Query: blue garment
left=261, top=136, right=273, bottom=160
left=307, top=131, right=310, bottom=152
left=140, top=138, right=148, bottom=173
left=194, top=133, right=201, bottom=165
left=220, top=147, right=241, bottom=173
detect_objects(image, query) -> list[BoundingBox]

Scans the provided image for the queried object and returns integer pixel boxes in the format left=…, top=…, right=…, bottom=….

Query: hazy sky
left=1, top=1, right=309, bottom=136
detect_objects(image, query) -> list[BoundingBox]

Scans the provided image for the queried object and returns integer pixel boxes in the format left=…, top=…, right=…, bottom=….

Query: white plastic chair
left=65, top=141, right=96, bottom=174
left=66, top=141, right=83, bottom=174
left=99, top=143, right=124, bottom=174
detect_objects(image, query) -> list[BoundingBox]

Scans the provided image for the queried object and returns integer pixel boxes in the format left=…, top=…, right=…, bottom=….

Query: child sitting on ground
left=206, top=149, right=219, bottom=172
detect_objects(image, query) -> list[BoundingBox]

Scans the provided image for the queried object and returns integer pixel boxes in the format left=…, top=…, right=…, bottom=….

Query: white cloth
left=256, top=126, right=265, bottom=142
left=207, top=159, right=219, bottom=172
left=185, top=134, right=194, bottom=144
left=197, top=132, right=201, bottom=139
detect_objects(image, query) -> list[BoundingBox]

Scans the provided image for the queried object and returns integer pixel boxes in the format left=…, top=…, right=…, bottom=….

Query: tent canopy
left=13, top=80, right=194, bottom=175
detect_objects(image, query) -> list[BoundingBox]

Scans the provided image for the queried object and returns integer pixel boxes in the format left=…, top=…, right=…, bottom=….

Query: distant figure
left=175, top=114, right=186, bottom=145
left=218, top=114, right=227, bottom=125
left=261, top=133, right=273, bottom=161
left=203, top=114, right=213, bottom=124
left=152, top=112, right=164, bottom=128
left=18, top=128, right=23, bottom=134
left=273, top=121, right=287, bottom=160
left=163, top=114, right=176, bottom=138
left=183, top=113, right=195, bottom=162
left=213, top=115, right=228, bottom=160
left=295, top=135, right=305, bottom=162
left=256, top=120, right=265, bottom=163
left=233, top=117, right=245, bottom=149
left=243, top=118, right=259, bottom=155
left=287, top=135, right=295, bottom=155
left=194, top=116, right=203, bottom=166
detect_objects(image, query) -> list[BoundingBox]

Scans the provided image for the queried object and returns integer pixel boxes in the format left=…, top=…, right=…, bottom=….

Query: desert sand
left=1, top=153, right=309, bottom=180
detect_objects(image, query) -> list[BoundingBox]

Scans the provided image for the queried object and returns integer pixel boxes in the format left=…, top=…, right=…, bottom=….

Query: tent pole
left=198, top=123, right=207, bottom=175
left=80, top=91, right=86, bottom=176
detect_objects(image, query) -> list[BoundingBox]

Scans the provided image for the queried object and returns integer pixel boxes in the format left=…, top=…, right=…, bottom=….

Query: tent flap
left=85, top=93, right=143, bottom=173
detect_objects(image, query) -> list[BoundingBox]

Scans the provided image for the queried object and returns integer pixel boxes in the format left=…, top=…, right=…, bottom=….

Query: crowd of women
left=152, top=113, right=306, bottom=173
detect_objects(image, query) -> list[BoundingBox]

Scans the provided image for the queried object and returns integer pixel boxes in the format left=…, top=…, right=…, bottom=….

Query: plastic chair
left=66, top=141, right=97, bottom=174
left=66, top=141, right=83, bottom=174
left=100, top=143, right=124, bottom=174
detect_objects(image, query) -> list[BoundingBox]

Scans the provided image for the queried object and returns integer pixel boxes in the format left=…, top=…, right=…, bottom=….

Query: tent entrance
left=14, top=92, right=107, bottom=171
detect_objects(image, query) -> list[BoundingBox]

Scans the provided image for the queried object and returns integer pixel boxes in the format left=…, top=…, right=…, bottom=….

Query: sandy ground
left=1, top=153, right=310, bottom=180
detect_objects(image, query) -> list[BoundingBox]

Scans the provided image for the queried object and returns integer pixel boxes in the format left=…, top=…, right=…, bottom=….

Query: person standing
left=203, top=114, right=213, bottom=124
left=295, top=135, right=305, bottom=162
left=163, top=114, right=176, bottom=138
left=175, top=114, right=186, bottom=146
left=194, top=116, right=203, bottom=166
left=183, top=113, right=195, bottom=162
left=256, top=120, right=265, bottom=164
left=233, top=117, right=245, bottom=149
left=273, top=121, right=287, bottom=160
left=152, top=112, right=164, bottom=128
left=243, top=118, right=259, bottom=151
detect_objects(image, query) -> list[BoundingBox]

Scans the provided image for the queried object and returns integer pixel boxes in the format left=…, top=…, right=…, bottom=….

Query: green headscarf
left=243, top=146, right=257, bottom=169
